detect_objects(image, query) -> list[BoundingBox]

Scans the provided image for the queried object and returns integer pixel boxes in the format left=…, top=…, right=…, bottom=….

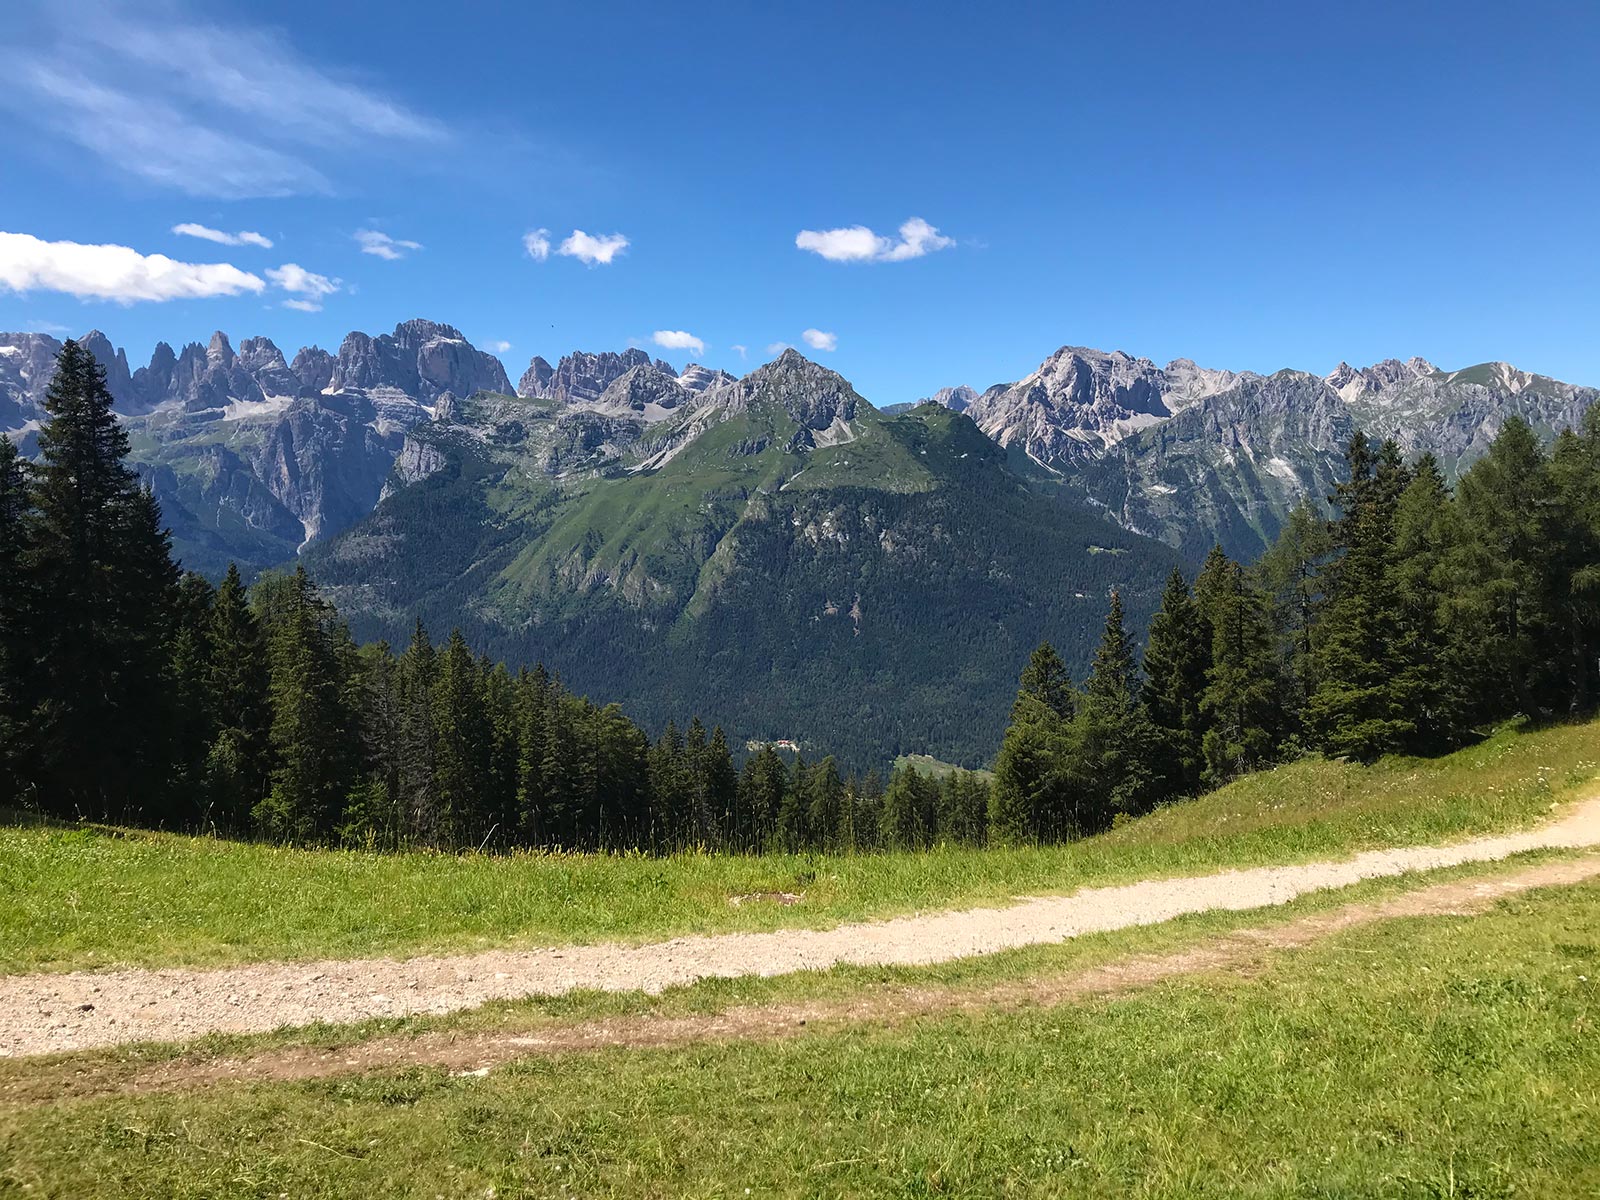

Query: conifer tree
left=703, top=726, right=739, bottom=848
left=397, top=620, right=438, bottom=841
left=203, top=564, right=270, bottom=830
left=936, top=770, right=989, bottom=845
left=432, top=629, right=491, bottom=847
left=1199, top=559, right=1280, bottom=783
left=1453, top=419, right=1563, bottom=716
left=515, top=664, right=550, bottom=843
left=1140, top=568, right=1209, bottom=797
left=1078, top=590, right=1160, bottom=826
left=25, top=341, right=178, bottom=818
left=0, top=436, right=32, bottom=806
left=805, top=756, right=846, bottom=850
left=1256, top=500, right=1333, bottom=712
left=257, top=567, right=351, bottom=840
left=737, top=747, right=788, bottom=851
left=1014, top=641, right=1074, bottom=720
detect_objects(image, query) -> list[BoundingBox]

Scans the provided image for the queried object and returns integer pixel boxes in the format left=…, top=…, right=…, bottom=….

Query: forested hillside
left=304, top=353, right=1184, bottom=767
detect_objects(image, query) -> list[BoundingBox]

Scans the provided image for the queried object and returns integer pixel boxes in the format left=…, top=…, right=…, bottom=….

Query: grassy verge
left=3, top=718, right=1596, bottom=974
left=3, top=862, right=1597, bottom=1196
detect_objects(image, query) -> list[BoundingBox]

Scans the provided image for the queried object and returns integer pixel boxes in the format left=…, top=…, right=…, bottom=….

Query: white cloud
left=0, top=3, right=447, bottom=199
left=558, top=230, right=629, bottom=266
left=355, top=229, right=422, bottom=260
left=172, top=222, right=273, bottom=249
left=767, top=342, right=794, bottom=355
left=0, top=230, right=265, bottom=303
left=488, top=340, right=512, bottom=353
left=652, top=330, right=705, bottom=357
left=795, top=216, right=954, bottom=263
left=522, top=228, right=551, bottom=262
left=266, top=262, right=340, bottom=311
left=730, top=343, right=748, bottom=360
left=802, top=328, right=838, bottom=352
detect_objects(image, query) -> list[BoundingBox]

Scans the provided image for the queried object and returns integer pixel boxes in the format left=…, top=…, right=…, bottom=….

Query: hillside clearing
left=3, top=719, right=1596, bottom=976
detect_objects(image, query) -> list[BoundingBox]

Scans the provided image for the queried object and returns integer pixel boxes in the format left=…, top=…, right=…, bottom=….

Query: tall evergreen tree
left=25, top=341, right=179, bottom=818
left=1014, top=641, right=1074, bottom=720
left=1077, top=590, right=1160, bottom=826
left=1140, top=568, right=1210, bottom=797
left=1199, top=558, right=1280, bottom=784
left=0, top=436, right=33, bottom=806
left=203, top=563, right=270, bottom=830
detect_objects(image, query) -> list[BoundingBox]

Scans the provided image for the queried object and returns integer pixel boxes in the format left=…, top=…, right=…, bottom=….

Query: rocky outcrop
left=591, top=364, right=693, bottom=419
left=677, top=363, right=736, bottom=394
left=716, top=349, right=867, bottom=431
left=915, top=385, right=978, bottom=412
left=519, top=348, right=677, bottom=405
left=290, top=346, right=335, bottom=393
left=331, top=319, right=511, bottom=402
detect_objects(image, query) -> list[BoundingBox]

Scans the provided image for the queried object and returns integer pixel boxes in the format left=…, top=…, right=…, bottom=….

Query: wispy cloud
left=172, top=222, right=273, bottom=249
left=558, top=230, right=629, bottom=266
left=652, top=330, right=705, bottom=357
left=802, top=328, right=838, bottom=352
left=266, top=262, right=340, bottom=311
left=795, top=217, right=954, bottom=263
left=0, top=1, right=447, bottom=198
left=488, top=339, right=512, bottom=353
left=0, top=230, right=265, bottom=303
left=767, top=342, right=794, bottom=355
left=355, top=229, right=422, bottom=260
left=730, top=343, right=748, bottom=360
left=522, top=229, right=551, bottom=261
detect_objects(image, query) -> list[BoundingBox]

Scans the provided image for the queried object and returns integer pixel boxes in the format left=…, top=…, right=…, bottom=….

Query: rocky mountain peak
left=591, top=364, right=694, bottom=419
left=723, top=349, right=865, bottom=430
left=206, top=331, right=235, bottom=367
left=518, top=355, right=555, bottom=398
left=676, top=363, right=736, bottom=394
left=522, top=348, right=657, bottom=406
left=1325, top=356, right=1437, bottom=403
left=331, top=320, right=510, bottom=401
left=919, top=385, right=978, bottom=412
left=237, top=336, right=288, bottom=374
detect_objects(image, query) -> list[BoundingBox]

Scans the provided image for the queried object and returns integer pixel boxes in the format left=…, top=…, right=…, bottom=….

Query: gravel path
left=6, top=795, right=1599, bottom=1058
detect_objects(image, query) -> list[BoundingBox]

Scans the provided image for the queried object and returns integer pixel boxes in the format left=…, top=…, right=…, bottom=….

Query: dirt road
left=5, top=794, right=1598, bottom=1058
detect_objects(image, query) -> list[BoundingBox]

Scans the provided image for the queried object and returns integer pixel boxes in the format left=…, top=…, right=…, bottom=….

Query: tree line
left=6, top=342, right=1597, bottom=854
left=988, top=414, right=1600, bottom=841
left=0, top=340, right=999, bottom=853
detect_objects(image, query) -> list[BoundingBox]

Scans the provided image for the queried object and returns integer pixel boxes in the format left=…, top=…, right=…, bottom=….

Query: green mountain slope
left=305, top=353, right=1184, bottom=768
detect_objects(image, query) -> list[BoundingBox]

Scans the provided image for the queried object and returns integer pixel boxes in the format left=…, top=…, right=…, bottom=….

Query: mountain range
left=4, top=321, right=1595, bottom=765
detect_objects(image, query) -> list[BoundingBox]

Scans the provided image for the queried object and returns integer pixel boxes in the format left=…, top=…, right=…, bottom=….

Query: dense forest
left=988, top=415, right=1600, bottom=841
left=3, top=342, right=1598, bottom=854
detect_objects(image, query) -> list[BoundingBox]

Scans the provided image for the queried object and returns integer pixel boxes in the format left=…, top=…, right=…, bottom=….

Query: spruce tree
left=1014, top=641, right=1074, bottom=720
left=1078, top=590, right=1160, bottom=826
left=1140, top=568, right=1209, bottom=798
left=257, top=567, right=351, bottom=841
left=1256, top=500, right=1333, bottom=714
left=805, top=756, right=846, bottom=851
left=515, top=664, right=550, bottom=843
left=0, top=436, right=32, bottom=806
left=203, top=563, right=270, bottom=830
left=703, top=726, right=739, bottom=848
left=432, top=629, right=491, bottom=847
left=1199, top=559, right=1280, bottom=783
left=25, top=341, right=179, bottom=818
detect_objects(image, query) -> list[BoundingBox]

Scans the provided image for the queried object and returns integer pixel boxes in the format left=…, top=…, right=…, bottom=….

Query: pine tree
left=703, top=726, right=739, bottom=849
left=1140, top=568, right=1210, bottom=798
left=773, top=753, right=810, bottom=851
left=1550, top=407, right=1600, bottom=711
left=805, top=756, right=846, bottom=851
left=0, top=435, right=33, bottom=806
left=25, top=341, right=179, bottom=818
left=1077, top=590, right=1160, bottom=827
left=1454, top=418, right=1567, bottom=717
left=202, top=564, right=270, bottom=830
left=936, top=770, right=989, bottom=845
left=1014, top=642, right=1074, bottom=720
left=1304, top=435, right=1411, bottom=759
left=398, top=620, right=439, bottom=842
left=880, top=767, right=937, bottom=849
left=1199, top=559, right=1280, bottom=783
left=648, top=720, right=690, bottom=849
left=736, top=746, right=788, bottom=851
left=256, top=567, right=354, bottom=841
left=515, top=664, right=550, bottom=843
left=1256, top=500, right=1333, bottom=715
left=1387, top=456, right=1471, bottom=751
left=432, top=629, right=491, bottom=847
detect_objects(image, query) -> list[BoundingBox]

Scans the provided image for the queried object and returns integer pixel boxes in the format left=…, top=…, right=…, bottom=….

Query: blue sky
left=2, top=0, right=1597, bottom=402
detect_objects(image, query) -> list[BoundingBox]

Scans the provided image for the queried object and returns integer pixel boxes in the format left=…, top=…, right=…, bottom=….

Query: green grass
left=891, top=753, right=995, bottom=782
left=3, top=718, right=1597, bottom=975
left=4, top=863, right=1597, bottom=1196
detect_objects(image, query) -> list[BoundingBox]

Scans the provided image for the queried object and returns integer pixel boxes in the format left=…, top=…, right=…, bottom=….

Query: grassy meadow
left=3, top=860, right=1597, bottom=1196
left=3, top=718, right=1598, bottom=974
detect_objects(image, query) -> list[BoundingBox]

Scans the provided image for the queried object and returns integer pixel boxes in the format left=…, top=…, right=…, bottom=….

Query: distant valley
left=4, top=322, right=1594, bottom=765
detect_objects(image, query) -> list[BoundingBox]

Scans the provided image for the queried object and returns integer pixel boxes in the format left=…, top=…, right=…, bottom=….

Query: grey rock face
left=291, top=346, right=335, bottom=393
left=918, top=385, right=978, bottom=412
left=676, top=363, right=737, bottom=393
left=0, top=332, right=64, bottom=432
left=521, top=348, right=658, bottom=405
left=332, top=319, right=511, bottom=402
left=718, top=349, right=866, bottom=431
left=517, top=355, right=556, bottom=398
left=591, top=365, right=694, bottom=419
